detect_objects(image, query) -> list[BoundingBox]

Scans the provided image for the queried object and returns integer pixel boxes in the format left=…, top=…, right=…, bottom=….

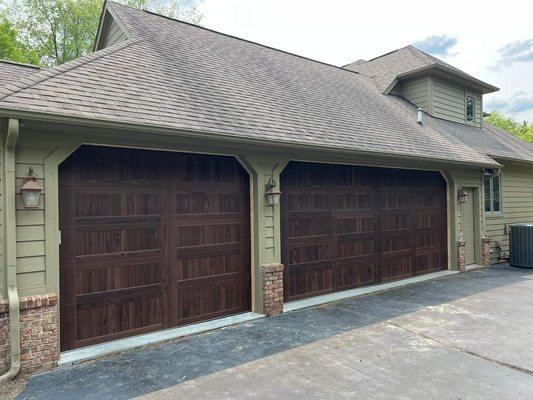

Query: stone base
left=261, top=264, right=284, bottom=316
left=457, top=240, right=466, bottom=272
left=0, top=293, right=59, bottom=375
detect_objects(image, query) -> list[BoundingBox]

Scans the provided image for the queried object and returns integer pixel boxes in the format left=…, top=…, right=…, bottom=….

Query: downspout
left=0, top=118, right=20, bottom=382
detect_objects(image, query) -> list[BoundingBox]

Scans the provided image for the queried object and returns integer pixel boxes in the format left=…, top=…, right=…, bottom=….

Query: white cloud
left=195, top=0, right=533, bottom=121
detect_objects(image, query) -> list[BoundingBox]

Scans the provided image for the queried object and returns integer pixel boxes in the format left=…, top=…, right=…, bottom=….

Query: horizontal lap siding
left=15, top=145, right=54, bottom=296
left=432, top=78, right=482, bottom=128
left=400, top=77, right=429, bottom=110
left=485, top=164, right=533, bottom=263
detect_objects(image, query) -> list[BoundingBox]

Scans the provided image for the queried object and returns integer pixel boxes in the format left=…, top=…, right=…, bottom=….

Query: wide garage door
left=281, top=162, right=447, bottom=302
left=59, top=146, right=250, bottom=350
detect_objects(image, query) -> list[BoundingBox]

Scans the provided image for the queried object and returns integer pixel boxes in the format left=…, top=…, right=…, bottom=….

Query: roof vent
left=417, top=108, right=424, bottom=125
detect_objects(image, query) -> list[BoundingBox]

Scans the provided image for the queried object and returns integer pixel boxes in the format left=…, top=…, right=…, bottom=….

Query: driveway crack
left=387, top=321, right=533, bottom=377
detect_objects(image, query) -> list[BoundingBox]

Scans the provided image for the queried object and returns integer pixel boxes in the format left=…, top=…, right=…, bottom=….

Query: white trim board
left=284, top=270, right=459, bottom=313
left=60, top=312, right=264, bottom=365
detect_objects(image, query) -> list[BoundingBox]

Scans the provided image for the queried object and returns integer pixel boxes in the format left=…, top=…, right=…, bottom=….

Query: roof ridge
left=0, top=38, right=140, bottom=102
left=109, top=2, right=361, bottom=75
left=0, top=59, right=41, bottom=69
left=405, top=45, right=434, bottom=66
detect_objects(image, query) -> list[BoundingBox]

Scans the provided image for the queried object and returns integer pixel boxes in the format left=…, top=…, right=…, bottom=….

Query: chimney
left=417, top=108, right=424, bottom=125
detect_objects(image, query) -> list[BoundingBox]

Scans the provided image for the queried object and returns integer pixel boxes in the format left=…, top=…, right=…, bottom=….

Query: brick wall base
left=0, top=294, right=59, bottom=375
left=482, top=237, right=491, bottom=266
left=457, top=240, right=466, bottom=272
left=261, top=264, right=284, bottom=316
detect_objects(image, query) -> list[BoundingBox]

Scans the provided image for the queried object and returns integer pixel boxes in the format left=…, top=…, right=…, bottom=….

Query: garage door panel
left=287, top=262, right=335, bottom=299
left=60, top=146, right=250, bottom=350
left=336, top=261, right=375, bottom=290
left=335, top=215, right=375, bottom=235
left=285, top=241, right=332, bottom=265
left=285, top=214, right=332, bottom=239
left=281, top=162, right=447, bottom=302
left=381, top=256, right=413, bottom=281
left=73, top=191, right=163, bottom=217
left=380, top=190, right=412, bottom=209
left=335, top=191, right=373, bottom=210
left=60, top=146, right=168, bottom=187
left=74, top=262, right=165, bottom=295
left=177, top=252, right=243, bottom=280
left=337, top=237, right=374, bottom=258
left=415, top=250, right=445, bottom=274
left=75, top=289, right=164, bottom=343
left=74, top=227, right=162, bottom=255
left=177, top=277, right=247, bottom=323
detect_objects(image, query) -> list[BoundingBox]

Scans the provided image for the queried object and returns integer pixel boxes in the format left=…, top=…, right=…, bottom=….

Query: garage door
left=281, top=162, right=447, bottom=302
left=59, top=146, right=250, bottom=350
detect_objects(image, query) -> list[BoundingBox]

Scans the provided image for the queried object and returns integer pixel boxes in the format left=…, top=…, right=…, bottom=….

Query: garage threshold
left=284, top=269, right=459, bottom=313
left=60, top=312, right=264, bottom=365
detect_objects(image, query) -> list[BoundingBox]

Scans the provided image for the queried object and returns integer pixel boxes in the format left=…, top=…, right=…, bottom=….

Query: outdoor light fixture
left=457, top=187, right=469, bottom=205
left=20, top=167, right=43, bottom=208
left=265, top=177, right=282, bottom=206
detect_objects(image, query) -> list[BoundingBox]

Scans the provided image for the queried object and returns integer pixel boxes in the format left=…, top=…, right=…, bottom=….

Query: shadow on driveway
left=18, top=265, right=532, bottom=399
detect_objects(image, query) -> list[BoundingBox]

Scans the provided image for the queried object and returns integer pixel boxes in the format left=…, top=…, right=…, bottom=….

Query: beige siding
left=485, top=163, right=533, bottom=263
left=400, top=76, right=429, bottom=110
left=432, top=78, right=482, bottom=128
left=103, top=17, right=127, bottom=48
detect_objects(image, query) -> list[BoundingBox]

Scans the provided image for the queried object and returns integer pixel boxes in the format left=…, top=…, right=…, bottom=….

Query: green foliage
left=0, top=14, right=39, bottom=64
left=484, top=111, right=533, bottom=143
left=1, top=0, right=202, bottom=67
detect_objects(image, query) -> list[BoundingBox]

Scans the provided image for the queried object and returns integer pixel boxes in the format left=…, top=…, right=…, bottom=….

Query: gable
left=95, top=6, right=130, bottom=51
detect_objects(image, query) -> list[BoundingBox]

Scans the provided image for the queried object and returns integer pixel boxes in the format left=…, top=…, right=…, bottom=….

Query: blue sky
left=187, top=0, right=533, bottom=122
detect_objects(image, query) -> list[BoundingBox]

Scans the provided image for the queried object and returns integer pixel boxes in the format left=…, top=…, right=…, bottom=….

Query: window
left=466, top=96, right=475, bottom=122
left=484, top=175, right=501, bottom=213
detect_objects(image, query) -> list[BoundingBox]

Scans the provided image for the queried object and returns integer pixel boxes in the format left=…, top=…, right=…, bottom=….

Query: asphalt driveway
left=15, top=265, right=533, bottom=399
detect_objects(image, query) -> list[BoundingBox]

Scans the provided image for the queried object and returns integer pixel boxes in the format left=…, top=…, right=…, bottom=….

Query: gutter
left=0, top=108, right=502, bottom=170
left=0, top=118, right=20, bottom=382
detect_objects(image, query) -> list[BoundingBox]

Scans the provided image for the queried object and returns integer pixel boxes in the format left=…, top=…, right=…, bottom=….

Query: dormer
left=343, top=45, right=499, bottom=128
left=94, top=1, right=131, bottom=51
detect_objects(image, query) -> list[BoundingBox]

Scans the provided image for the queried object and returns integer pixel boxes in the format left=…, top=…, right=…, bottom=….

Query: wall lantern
left=265, top=177, right=282, bottom=206
left=20, top=167, right=43, bottom=208
left=457, top=187, right=469, bottom=205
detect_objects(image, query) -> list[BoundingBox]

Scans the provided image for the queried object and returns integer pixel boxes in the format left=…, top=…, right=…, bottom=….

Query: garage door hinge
left=58, top=230, right=62, bottom=245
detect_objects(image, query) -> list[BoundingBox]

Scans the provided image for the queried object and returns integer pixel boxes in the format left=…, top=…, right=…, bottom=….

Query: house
left=1, top=1, right=533, bottom=377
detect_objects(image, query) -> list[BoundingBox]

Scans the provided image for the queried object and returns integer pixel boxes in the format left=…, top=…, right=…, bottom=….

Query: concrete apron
left=60, top=313, right=264, bottom=365
left=284, top=270, right=459, bottom=313
left=61, top=270, right=458, bottom=365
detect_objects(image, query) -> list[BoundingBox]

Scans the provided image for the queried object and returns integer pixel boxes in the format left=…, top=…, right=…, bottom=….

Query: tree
left=1, top=0, right=202, bottom=67
left=0, top=14, right=39, bottom=64
left=484, top=111, right=533, bottom=143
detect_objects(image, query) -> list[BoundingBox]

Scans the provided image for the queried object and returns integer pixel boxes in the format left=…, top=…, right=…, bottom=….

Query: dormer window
left=466, top=96, right=475, bottom=122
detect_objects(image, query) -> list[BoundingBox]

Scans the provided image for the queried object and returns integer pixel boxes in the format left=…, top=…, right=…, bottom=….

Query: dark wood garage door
left=59, top=146, right=250, bottom=350
left=281, top=162, right=447, bottom=302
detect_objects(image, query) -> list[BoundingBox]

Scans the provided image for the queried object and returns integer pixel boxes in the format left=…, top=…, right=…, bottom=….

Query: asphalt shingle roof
left=0, top=2, right=528, bottom=166
left=343, top=45, right=497, bottom=94
left=0, top=60, right=40, bottom=87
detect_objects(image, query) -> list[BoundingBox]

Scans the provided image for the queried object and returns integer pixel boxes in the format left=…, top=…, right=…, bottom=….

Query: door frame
left=44, top=141, right=256, bottom=352
left=460, top=186, right=481, bottom=265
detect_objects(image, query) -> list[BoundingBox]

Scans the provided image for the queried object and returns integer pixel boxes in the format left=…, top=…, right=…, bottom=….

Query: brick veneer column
left=0, top=293, right=59, bottom=375
left=481, top=237, right=491, bottom=266
left=457, top=240, right=466, bottom=272
left=261, top=264, right=284, bottom=316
